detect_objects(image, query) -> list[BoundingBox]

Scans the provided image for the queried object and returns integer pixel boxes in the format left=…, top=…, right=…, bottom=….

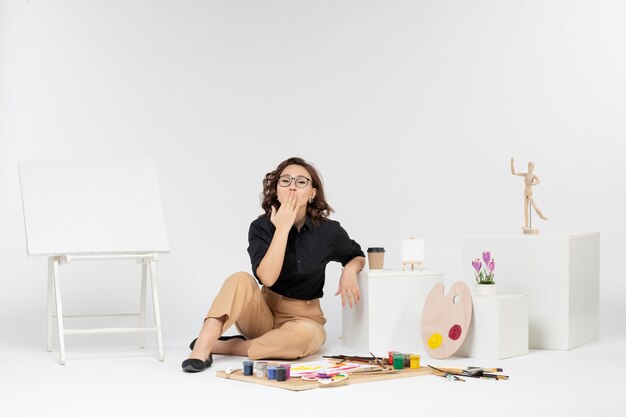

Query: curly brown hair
left=260, top=157, right=333, bottom=226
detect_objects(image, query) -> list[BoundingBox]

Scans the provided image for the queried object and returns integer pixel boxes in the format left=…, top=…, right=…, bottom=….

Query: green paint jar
left=393, top=353, right=404, bottom=370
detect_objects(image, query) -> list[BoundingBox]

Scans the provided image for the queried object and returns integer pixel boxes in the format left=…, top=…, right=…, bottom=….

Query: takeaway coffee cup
left=367, top=247, right=385, bottom=270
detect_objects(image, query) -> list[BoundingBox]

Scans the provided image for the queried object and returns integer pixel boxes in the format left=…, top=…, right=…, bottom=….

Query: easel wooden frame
left=401, top=261, right=424, bottom=271
left=20, top=159, right=169, bottom=365
left=47, top=253, right=164, bottom=365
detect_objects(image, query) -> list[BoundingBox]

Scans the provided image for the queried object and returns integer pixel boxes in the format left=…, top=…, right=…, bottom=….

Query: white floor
left=2, top=336, right=624, bottom=417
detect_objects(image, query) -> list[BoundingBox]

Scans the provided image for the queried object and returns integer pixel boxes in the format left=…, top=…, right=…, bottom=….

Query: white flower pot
left=475, top=283, right=497, bottom=296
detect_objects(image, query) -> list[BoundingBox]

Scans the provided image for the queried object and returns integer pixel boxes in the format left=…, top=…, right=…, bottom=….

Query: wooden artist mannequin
left=182, top=157, right=366, bottom=373
left=510, top=157, right=548, bottom=234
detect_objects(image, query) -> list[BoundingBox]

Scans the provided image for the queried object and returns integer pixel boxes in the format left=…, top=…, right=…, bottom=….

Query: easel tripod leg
left=139, top=262, right=147, bottom=349
left=47, top=258, right=54, bottom=352
left=52, top=258, right=66, bottom=365
left=149, top=261, right=164, bottom=361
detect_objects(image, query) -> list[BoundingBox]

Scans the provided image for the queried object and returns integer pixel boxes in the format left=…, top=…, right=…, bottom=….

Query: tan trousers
left=206, top=271, right=327, bottom=360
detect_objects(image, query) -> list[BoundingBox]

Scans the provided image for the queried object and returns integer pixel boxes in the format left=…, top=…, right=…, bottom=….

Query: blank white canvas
left=19, top=159, right=170, bottom=256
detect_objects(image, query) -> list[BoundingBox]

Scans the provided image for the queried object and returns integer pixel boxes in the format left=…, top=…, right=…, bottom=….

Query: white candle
left=401, top=238, right=424, bottom=262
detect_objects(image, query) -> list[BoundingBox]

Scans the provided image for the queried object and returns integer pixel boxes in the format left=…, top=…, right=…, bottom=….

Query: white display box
left=457, top=295, right=529, bottom=360
left=461, top=232, right=599, bottom=350
left=342, top=269, right=443, bottom=356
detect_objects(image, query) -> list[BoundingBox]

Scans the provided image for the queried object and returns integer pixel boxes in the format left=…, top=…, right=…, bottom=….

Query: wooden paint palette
left=216, top=366, right=433, bottom=391
left=420, top=281, right=472, bottom=359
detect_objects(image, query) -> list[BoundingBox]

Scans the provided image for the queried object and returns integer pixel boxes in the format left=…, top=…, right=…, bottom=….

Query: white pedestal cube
left=457, top=295, right=528, bottom=360
left=342, top=269, right=443, bottom=356
left=461, top=232, right=599, bottom=350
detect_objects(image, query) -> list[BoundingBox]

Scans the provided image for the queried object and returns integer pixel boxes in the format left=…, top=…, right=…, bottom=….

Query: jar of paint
left=388, top=351, right=400, bottom=365
left=403, top=354, right=411, bottom=368
left=254, top=361, right=268, bottom=378
left=243, top=360, right=254, bottom=376
left=276, top=366, right=287, bottom=382
left=267, top=365, right=278, bottom=380
left=409, top=354, right=420, bottom=369
left=278, top=363, right=291, bottom=379
left=393, top=353, right=404, bottom=370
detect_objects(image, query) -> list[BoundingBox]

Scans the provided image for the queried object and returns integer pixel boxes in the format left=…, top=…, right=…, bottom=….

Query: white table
left=461, top=232, right=599, bottom=350
left=457, top=294, right=529, bottom=359
left=342, top=269, right=443, bottom=356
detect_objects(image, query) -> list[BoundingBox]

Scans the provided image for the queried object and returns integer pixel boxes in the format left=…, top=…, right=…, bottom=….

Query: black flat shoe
left=189, top=334, right=246, bottom=350
left=182, top=354, right=213, bottom=373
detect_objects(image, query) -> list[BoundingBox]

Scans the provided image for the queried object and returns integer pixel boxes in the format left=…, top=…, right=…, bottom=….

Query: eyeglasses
left=278, top=175, right=311, bottom=188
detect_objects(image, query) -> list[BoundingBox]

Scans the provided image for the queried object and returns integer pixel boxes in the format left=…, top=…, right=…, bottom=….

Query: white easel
left=20, top=159, right=170, bottom=365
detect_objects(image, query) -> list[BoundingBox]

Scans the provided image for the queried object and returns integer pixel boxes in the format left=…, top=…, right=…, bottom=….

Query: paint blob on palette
left=420, top=281, right=472, bottom=359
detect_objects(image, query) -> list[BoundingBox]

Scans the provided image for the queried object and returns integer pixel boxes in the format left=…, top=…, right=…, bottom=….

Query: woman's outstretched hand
left=270, top=191, right=299, bottom=232
left=335, top=269, right=360, bottom=308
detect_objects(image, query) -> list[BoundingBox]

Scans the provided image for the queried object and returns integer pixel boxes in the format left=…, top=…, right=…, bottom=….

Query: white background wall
left=1, top=0, right=624, bottom=350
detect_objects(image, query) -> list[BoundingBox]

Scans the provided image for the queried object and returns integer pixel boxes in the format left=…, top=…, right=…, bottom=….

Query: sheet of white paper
left=288, top=360, right=375, bottom=378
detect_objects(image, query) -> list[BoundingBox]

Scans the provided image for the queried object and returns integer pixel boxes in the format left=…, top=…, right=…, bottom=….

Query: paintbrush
left=467, top=366, right=504, bottom=373
left=428, top=365, right=465, bottom=382
left=323, top=354, right=382, bottom=364
left=370, top=351, right=388, bottom=367
left=436, top=367, right=482, bottom=376
left=435, top=367, right=509, bottom=380
left=349, top=369, right=400, bottom=376
left=478, top=373, right=509, bottom=380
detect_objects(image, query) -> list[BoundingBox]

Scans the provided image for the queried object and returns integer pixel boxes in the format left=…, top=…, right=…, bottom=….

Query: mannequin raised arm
left=510, top=157, right=524, bottom=176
